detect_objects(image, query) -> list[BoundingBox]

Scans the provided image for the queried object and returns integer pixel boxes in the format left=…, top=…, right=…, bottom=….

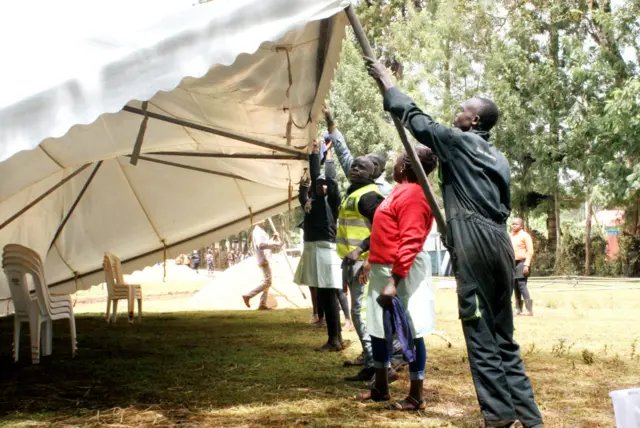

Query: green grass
left=1, top=288, right=639, bottom=427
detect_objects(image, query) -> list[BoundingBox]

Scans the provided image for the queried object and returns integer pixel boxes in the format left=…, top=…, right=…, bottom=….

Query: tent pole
left=0, top=163, right=92, bottom=231
left=129, top=101, right=149, bottom=166
left=48, top=161, right=103, bottom=251
left=122, top=106, right=305, bottom=157
left=344, top=5, right=447, bottom=241
left=128, top=155, right=252, bottom=182
left=145, top=152, right=305, bottom=160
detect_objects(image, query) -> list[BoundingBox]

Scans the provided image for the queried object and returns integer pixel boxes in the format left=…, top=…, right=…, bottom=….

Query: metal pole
left=49, top=161, right=103, bottom=251
left=344, top=5, right=447, bottom=241
left=0, top=163, right=92, bottom=231
left=123, top=106, right=305, bottom=157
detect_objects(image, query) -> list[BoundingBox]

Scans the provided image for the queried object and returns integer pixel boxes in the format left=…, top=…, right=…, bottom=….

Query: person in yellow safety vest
left=337, top=156, right=388, bottom=382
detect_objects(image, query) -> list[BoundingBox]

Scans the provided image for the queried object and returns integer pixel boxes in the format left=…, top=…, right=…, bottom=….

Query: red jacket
left=369, top=183, right=433, bottom=278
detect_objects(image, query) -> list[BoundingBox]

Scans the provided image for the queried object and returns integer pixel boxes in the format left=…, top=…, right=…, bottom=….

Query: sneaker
left=345, top=367, right=375, bottom=382
left=312, top=319, right=325, bottom=328
left=309, top=314, right=319, bottom=324
left=344, top=353, right=365, bottom=367
left=242, top=295, right=251, bottom=308
left=315, top=341, right=344, bottom=352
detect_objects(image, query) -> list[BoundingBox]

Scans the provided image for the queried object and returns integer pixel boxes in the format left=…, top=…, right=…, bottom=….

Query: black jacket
left=298, top=152, right=341, bottom=242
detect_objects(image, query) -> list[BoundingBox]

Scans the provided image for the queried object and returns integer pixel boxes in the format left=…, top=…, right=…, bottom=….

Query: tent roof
left=0, top=0, right=349, bottom=298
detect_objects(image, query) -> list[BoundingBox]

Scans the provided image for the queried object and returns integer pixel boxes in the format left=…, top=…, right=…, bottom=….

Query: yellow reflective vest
left=336, top=184, right=383, bottom=260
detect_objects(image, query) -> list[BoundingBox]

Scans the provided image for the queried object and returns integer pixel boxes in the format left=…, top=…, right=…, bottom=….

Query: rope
left=280, top=48, right=310, bottom=131
left=286, top=165, right=293, bottom=212
left=162, top=240, right=167, bottom=282
left=73, top=272, right=79, bottom=307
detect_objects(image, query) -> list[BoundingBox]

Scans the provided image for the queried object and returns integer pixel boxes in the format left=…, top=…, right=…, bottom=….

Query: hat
left=323, top=132, right=331, bottom=141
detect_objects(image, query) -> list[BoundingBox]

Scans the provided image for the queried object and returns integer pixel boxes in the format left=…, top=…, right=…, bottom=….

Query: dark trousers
left=514, top=260, right=531, bottom=305
left=317, top=288, right=341, bottom=340
left=448, top=217, right=543, bottom=428
left=310, top=287, right=326, bottom=319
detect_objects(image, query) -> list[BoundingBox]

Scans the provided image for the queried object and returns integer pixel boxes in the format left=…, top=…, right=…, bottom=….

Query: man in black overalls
left=367, top=61, right=543, bottom=428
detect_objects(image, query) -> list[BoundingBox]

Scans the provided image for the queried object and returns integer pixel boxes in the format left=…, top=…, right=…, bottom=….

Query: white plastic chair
left=2, top=244, right=77, bottom=364
left=104, top=253, right=142, bottom=323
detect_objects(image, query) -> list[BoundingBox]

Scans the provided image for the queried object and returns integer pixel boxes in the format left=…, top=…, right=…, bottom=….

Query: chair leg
left=106, top=298, right=112, bottom=323
left=128, top=287, right=134, bottom=324
left=29, top=317, right=41, bottom=365
left=137, top=297, right=142, bottom=321
left=13, top=318, right=21, bottom=362
left=69, top=316, right=77, bottom=358
left=111, top=300, right=118, bottom=323
left=41, top=321, right=53, bottom=356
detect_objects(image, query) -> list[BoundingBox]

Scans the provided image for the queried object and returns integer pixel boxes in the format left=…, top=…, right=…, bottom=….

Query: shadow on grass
left=0, top=308, right=634, bottom=427
left=0, top=311, right=391, bottom=425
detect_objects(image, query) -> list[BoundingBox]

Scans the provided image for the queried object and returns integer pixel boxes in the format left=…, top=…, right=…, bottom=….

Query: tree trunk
left=554, top=189, right=562, bottom=274
left=585, top=198, right=593, bottom=276
left=547, top=200, right=557, bottom=250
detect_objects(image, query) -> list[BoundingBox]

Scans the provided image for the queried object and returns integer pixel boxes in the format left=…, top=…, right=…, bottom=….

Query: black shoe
left=345, top=367, right=375, bottom=382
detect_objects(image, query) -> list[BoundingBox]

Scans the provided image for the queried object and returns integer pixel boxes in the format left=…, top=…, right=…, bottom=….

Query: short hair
left=403, top=145, right=438, bottom=182
left=366, top=153, right=386, bottom=178
left=475, top=97, right=500, bottom=131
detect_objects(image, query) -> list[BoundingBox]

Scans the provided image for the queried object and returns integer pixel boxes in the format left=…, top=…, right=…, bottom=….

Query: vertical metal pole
left=344, top=5, right=447, bottom=241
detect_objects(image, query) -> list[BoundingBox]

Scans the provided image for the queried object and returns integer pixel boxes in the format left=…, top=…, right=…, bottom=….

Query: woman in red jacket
left=355, top=145, right=438, bottom=410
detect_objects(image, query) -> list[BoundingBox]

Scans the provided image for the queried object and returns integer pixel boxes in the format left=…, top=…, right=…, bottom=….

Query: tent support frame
left=127, top=155, right=252, bottom=182
left=47, top=195, right=298, bottom=288
left=122, top=106, right=305, bottom=157
left=0, top=163, right=92, bottom=231
left=145, top=152, right=305, bottom=160
left=48, top=161, right=104, bottom=251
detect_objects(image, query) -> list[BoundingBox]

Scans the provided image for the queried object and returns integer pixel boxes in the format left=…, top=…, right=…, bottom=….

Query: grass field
left=1, top=287, right=639, bottom=427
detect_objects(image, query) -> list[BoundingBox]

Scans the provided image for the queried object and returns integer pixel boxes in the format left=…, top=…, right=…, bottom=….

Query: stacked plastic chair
left=104, top=253, right=142, bottom=323
left=2, top=244, right=77, bottom=364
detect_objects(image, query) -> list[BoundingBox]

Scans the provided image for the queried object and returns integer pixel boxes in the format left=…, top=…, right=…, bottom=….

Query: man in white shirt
left=242, top=220, right=283, bottom=310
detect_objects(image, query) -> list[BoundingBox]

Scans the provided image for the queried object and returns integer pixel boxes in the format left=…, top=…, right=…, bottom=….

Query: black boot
left=524, top=299, right=534, bottom=316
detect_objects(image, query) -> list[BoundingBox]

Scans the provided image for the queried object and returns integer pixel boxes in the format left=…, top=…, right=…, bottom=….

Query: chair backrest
left=2, top=252, right=33, bottom=318
left=106, top=252, right=127, bottom=286
left=103, top=254, right=117, bottom=295
left=3, top=245, right=51, bottom=316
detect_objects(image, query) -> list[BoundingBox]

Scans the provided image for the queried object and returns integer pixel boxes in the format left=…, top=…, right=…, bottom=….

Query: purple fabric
left=377, top=295, right=415, bottom=363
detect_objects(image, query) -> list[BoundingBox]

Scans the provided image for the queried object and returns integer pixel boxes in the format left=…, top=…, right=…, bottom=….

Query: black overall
left=384, top=87, right=543, bottom=428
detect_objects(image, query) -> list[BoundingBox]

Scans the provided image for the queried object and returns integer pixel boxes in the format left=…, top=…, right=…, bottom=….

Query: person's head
left=315, top=173, right=328, bottom=196
left=511, top=217, right=523, bottom=233
left=255, top=219, right=266, bottom=228
left=366, top=153, right=386, bottom=179
left=453, top=97, right=500, bottom=132
left=392, top=145, right=438, bottom=184
left=349, top=156, right=375, bottom=182
left=193, top=250, right=198, bottom=254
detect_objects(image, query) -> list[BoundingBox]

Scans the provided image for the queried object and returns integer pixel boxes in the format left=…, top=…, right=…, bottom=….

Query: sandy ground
left=71, top=255, right=312, bottom=316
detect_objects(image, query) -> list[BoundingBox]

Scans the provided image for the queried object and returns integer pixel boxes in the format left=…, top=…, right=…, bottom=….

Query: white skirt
left=294, top=241, right=342, bottom=289
left=366, top=250, right=435, bottom=339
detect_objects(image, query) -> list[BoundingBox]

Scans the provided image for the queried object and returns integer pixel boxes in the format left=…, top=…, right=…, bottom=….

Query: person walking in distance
left=190, top=250, right=200, bottom=274
left=206, top=249, right=214, bottom=274
left=367, top=59, right=543, bottom=427
left=510, top=218, right=534, bottom=316
left=242, top=220, right=282, bottom=310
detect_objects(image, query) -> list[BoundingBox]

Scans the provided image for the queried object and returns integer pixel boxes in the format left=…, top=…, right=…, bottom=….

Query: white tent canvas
left=0, top=0, right=350, bottom=299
